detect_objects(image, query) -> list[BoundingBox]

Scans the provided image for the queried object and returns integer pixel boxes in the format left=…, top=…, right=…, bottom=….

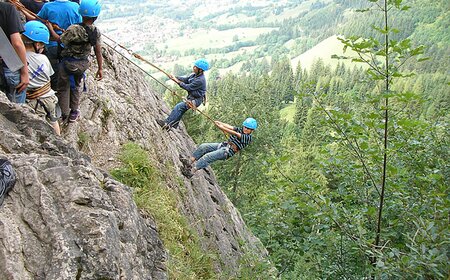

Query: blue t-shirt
left=37, top=0, right=82, bottom=47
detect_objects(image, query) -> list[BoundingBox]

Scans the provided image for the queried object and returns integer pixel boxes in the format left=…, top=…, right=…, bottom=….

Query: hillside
left=0, top=44, right=273, bottom=279
left=3, top=0, right=448, bottom=278
left=97, top=0, right=350, bottom=74
left=291, top=34, right=363, bottom=71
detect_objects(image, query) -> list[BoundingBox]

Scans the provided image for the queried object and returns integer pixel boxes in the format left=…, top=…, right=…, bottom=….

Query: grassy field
left=290, top=35, right=365, bottom=71
left=210, top=13, right=256, bottom=25
left=156, top=27, right=275, bottom=52
left=99, top=2, right=364, bottom=80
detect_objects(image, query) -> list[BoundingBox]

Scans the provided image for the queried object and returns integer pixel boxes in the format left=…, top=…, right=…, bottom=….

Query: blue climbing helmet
left=194, top=58, right=210, bottom=71
left=79, top=0, right=102, bottom=18
left=23, top=21, right=50, bottom=44
left=243, top=118, right=258, bottom=130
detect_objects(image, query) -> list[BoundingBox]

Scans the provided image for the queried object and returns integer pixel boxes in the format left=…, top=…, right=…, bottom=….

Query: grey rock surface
left=0, top=96, right=166, bottom=280
left=0, top=42, right=269, bottom=279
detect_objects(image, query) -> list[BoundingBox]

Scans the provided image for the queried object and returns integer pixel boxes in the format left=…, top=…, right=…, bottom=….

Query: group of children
left=1, top=0, right=258, bottom=179
left=0, top=0, right=102, bottom=136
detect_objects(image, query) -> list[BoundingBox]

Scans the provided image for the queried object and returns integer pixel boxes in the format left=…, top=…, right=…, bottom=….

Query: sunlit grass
left=280, top=103, right=296, bottom=123
left=111, top=143, right=216, bottom=279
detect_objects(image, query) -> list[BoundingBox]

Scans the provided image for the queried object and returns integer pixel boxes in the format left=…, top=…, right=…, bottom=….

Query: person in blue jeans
left=156, top=58, right=210, bottom=130
left=0, top=2, right=29, bottom=103
left=181, top=118, right=258, bottom=178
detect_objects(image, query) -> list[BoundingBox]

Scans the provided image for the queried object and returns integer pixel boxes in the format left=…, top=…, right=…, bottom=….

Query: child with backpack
left=180, top=118, right=257, bottom=178
left=46, top=0, right=103, bottom=123
left=22, top=20, right=60, bottom=135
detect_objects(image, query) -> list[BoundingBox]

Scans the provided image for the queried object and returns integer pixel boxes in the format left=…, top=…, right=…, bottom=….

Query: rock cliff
left=0, top=44, right=269, bottom=279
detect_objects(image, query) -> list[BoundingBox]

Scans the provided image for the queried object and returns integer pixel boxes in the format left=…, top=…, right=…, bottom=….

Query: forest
left=160, top=0, right=449, bottom=279
left=101, top=0, right=448, bottom=278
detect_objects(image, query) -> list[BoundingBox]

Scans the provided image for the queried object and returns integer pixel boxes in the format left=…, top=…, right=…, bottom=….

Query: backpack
left=58, top=23, right=98, bottom=60
left=78, top=23, right=98, bottom=47
left=0, top=159, right=16, bottom=207
left=70, top=23, right=98, bottom=47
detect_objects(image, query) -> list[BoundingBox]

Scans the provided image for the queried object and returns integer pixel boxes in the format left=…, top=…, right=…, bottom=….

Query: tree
left=270, top=57, right=295, bottom=103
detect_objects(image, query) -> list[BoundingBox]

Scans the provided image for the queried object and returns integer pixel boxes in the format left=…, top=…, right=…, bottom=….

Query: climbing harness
left=26, top=81, right=51, bottom=99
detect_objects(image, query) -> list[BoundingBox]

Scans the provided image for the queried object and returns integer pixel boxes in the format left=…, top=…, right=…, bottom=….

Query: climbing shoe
left=156, top=119, right=170, bottom=130
left=179, top=155, right=192, bottom=168
left=69, top=109, right=80, bottom=123
left=181, top=166, right=195, bottom=178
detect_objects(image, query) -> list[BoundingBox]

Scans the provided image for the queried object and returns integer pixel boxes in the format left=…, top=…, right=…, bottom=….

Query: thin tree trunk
left=372, top=0, right=390, bottom=265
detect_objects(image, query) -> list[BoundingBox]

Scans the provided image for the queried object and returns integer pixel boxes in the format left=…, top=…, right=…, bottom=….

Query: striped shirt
left=227, top=127, right=253, bottom=156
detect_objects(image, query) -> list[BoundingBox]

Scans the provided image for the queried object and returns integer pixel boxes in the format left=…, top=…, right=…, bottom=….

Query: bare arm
left=214, top=121, right=242, bottom=138
left=94, top=42, right=103, bottom=80
left=45, top=21, right=61, bottom=43
left=10, top=32, right=29, bottom=92
left=21, top=9, right=36, bottom=21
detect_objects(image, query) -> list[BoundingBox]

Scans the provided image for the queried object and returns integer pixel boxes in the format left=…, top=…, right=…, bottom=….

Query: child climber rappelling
left=180, top=117, right=258, bottom=178
left=156, top=58, right=209, bottom=130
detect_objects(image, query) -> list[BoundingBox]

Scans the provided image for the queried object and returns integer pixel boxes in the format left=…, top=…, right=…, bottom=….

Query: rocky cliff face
left=0, top=44, right=268, bottom=279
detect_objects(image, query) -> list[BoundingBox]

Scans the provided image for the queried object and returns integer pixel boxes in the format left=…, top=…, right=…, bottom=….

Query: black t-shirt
left=20, top=0, right=46, bottom=14
left=0, top=2, right=24, bottom=40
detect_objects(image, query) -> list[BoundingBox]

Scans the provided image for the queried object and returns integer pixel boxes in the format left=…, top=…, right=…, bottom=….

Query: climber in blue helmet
left=156, top=58, right=210, bottom=130
left=46, top=0, right=103, bottom=123
left=180, top=117, right=257, bottom=178
left=22, top=20, right=61, bottom=135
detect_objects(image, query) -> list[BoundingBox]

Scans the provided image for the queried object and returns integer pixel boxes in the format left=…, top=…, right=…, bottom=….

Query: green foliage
left=189, top=0, right=450, bottom=279
left=270, top=57, right=295, bottom=103
left=77, top=132, right=91, bottom=151
left=111, top=143, right=216, bottom=280
left=106, top=1, right=450, bottom=278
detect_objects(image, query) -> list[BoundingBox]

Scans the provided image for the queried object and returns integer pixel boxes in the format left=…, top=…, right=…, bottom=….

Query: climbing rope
left=101, top=33, right=220, bottom=130
left=9, top=0, right=223, bottom=133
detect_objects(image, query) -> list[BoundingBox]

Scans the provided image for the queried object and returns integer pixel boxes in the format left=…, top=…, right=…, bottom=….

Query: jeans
left=3, top=67, right=26, bottom=104
left=165, top=97, right=202, bottom=128
left=193, top=143, right=230, bottom=169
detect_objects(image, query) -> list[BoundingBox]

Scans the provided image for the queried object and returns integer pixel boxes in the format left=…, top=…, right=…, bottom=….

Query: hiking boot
left=156, top=119, right=165, bottom=127
left=69, top=109, right=80, bottom=123
left=181, top=166, right=195, bottom=178
left=179, top=155, right=192, bottom=167
left=156, top=119, right=170, bottom=130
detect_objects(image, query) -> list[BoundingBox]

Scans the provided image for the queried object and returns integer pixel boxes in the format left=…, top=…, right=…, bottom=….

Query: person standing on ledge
left=0, top=2, right=29, bottom=103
